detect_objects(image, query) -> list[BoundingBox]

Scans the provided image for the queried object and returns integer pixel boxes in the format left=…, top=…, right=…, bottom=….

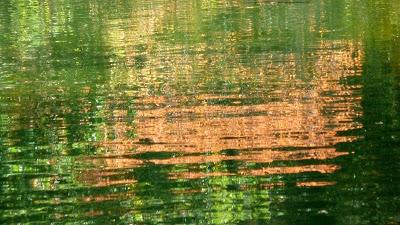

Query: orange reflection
left=150, top=148, right=348, bottom=165
left=92, top=40, right=362, bottom=186
left=101, top=41, right=362, bottom=155
left=169, top=164, right=340, bottom=180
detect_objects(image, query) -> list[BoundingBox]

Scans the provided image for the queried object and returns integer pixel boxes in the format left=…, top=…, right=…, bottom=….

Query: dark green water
left=0, top=0, right=399, bottom=224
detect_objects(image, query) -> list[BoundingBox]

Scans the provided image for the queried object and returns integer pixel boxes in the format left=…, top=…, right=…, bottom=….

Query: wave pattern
left=2, top=0, right=399, bottom=224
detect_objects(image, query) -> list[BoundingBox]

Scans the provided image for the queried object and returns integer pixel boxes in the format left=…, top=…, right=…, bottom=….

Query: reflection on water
left=0, top=0, right=399, bottom=224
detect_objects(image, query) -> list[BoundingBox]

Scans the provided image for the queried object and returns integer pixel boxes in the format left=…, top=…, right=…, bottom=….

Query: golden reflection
left=150, top=148, right=348, bottom=165
left=169, top=164, right=340, bottom=180
left=296, top=181, right=337, bottom=187
left=238, top=164, right=340, bottom=176
left=100, top=99, right=360, bottom=154
left=76, top=147, right=347, bottom=184
left=67, top=3, right=368, bottom=186
left=100, top=39, right=363, bottom=155
left=89, top=39, right=364, bottom=183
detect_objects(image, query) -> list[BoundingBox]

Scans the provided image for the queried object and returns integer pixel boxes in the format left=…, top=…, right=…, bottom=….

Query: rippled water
left=1, top=0, right=399, bottom=224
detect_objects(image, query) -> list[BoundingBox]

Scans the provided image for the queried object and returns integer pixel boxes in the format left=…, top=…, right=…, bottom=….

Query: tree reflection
left=0, top=0, right=399, bottom=224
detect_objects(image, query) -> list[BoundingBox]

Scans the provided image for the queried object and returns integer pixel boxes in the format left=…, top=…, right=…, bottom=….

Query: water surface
left=0, top=0, right=399, bottom=224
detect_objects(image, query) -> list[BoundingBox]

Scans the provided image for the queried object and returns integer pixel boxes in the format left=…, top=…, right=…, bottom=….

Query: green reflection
left=0, top=0, right=399, bottom=224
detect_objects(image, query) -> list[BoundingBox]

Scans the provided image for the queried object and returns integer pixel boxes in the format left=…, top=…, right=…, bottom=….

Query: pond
left=0, top=0, right=399, bottom=224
